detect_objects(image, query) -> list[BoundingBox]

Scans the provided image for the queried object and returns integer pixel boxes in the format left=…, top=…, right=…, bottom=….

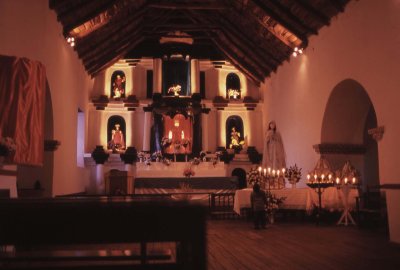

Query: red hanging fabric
left=0, top=55, right=46, bottom=166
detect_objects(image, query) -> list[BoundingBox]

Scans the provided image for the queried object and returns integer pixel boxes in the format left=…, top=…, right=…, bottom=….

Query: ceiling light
left=66, top=36, right=76, bottom=47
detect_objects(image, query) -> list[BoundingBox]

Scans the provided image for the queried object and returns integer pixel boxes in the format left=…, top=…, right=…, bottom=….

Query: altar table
left=233, top=187, right=358, bottom=215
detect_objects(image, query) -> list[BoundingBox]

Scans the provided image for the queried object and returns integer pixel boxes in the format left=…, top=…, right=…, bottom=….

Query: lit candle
left=336, top=177, right=340, bottom=185
left=272, top=169, right=276, bottom=176
left=268, top=167, right=271, bottom=174
left=282, top=168, right=286, bottom=174
left=168, top=130, right=172, bottom=139
left=277, top=170, right=280, bottom=176
left=321, top=174, right=325, bottom=181
left=307, top=174, right=311, bottom=181
left=181, top=130, right=184, bottom=139
left=258, top=166, right=262, bottom=175
left=344, top=177, right=348, bottom=184
left=263, top=168, right=267, bottom=176
left=328, top=174, right=332, bottom=181
left=314, top=174, right=317, bottom=180
left=352, top=177, right=356, bottom=184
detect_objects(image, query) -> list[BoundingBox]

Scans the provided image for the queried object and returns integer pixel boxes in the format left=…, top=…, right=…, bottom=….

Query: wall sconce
left=66, top=37, right=75, bottom=47
left=292, top=47, right=303, bottom=57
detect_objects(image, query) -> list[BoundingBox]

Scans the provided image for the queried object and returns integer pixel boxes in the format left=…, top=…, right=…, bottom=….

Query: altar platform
left=136, top=161, right=227, bottom=178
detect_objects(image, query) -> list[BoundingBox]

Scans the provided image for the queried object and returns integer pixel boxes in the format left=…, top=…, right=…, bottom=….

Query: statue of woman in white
left=262, top=121, right=286, bottom=169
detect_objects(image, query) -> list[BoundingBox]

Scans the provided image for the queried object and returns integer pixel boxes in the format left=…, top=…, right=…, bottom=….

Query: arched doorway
left=232, top=168, right=247, bottom=189
left=321, top=79, right=379, bottom=191
left=226, top=116, right=244, bottom=151
left=226, top=73, right=241, bottom=99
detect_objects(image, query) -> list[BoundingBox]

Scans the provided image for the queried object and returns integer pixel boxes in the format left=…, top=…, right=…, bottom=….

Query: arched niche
left=110, top=70, right=126, bottom=98
left=232, top=168, right=247, bottom=189
left=226, top=73, right=241, bottom=99
left=162, top=113, right=192, bottom=154
left=321, top=79, right=379, bottom=189
left=226, top=116, right=244, bottom=150
left=107, top=116, right=126, bottom=151
left=162, top=59, right=191, bottom=96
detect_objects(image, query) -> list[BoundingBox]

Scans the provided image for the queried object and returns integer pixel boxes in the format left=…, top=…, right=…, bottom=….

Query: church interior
left=1, top=0, right=400, bottom=269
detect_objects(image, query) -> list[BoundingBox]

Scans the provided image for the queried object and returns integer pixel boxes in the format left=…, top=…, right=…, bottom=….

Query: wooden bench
left=0, top=197, right=207, bottom=269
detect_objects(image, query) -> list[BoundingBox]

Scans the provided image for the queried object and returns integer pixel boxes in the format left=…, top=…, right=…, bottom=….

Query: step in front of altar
left=134, top=177, right=238, bottom=190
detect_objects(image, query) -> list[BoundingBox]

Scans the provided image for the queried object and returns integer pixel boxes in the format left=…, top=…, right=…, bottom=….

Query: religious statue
left=108, top=123, right=125, bottom=152
left=229, top=127, right=244, bottom=152
left=112, top=74, right=126, bottom=98
left=262, top=121, right=286, bottom=169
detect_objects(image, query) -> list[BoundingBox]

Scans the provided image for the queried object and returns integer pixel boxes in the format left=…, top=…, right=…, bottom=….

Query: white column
left=216, top=109, right=222, bottom=148
left=95, top=164, right=105, bottom=194
left=153, top=58, right=162, bottom=93
left=190, top=59, right=200, bottom=94
left=143, top=109, right=152, bottom=152
left=201, top=109, right=210, bottom=152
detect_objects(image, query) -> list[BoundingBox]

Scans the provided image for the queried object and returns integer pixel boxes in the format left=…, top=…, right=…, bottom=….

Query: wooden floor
left=207, top=220, right=400, bottom=270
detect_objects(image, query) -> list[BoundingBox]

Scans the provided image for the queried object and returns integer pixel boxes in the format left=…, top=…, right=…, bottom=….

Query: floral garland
left=0, top=137, right=16, bottom=156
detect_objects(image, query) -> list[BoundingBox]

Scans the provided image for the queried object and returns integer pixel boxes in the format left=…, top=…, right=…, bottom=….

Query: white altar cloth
left=136, top=161, right=227, bottom=178
left=233, top=187, right=358, bottom=215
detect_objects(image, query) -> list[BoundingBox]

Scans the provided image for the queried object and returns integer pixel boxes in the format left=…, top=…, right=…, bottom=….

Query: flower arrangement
left=162, top=158, right=171, bottom=166
left=181, top=138, right=190, bottom=148
left=151, top=151, right=163, bottom=162
left=0, top=137, right=16, bottom=156
left=266, top=192, right=286, bottom=210
left=183, top=167, right=195, bottom=178
left=215, top=151, right=222, bottom=159
left=191, top=157, right=201, bottom=166
left=161, top=137, right=172, bottom=148
left=285, top=164, right=302, bottom=184
left=145, top=158, right=151, bottom=166
left=227, top=88, right=240, bottom=99
left=247, top=167, right=262, bottom=186
left=200, top=151, right=207, bottom=161
left=168, top=84, right=181, bottom=96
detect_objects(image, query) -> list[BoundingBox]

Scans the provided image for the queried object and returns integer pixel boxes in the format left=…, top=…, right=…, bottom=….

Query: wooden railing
left=0, top=197, right=207, bottom=270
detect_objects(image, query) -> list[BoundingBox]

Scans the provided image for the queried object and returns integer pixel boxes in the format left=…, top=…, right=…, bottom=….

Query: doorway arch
left=232, top=168, right=247, bottom=189
left=321, top=79, right=379, bottom=190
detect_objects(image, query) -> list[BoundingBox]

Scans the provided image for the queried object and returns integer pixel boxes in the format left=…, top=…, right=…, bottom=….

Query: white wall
left=0, top=0, right=93, bottom=196
left=262, top=0, right=400, bottom=243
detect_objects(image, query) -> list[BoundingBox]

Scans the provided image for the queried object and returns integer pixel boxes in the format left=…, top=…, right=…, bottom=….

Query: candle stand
left=306, top=180, right=333, bottom=225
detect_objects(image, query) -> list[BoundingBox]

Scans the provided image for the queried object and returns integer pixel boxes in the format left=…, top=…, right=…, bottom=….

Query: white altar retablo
left=136, top=161, right=227, bottom=178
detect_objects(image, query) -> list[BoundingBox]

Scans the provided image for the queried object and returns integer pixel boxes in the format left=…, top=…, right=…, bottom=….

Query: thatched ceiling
left=49, top=0, right=349, bottom=85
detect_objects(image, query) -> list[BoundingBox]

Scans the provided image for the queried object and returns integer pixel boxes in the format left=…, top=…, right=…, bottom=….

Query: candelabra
left=257, top=166, right=286, bottom=192
left=334, top=161, right=360, bottom=226
left=306, top=157, right=334, bottom=225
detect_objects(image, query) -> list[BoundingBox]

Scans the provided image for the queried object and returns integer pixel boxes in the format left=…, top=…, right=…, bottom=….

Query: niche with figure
left=162, top=114, right=192, bottom=154
left=110, top=70, right=126, bottom=98
left=162, top=59, right=191, bottom=96
left=226, top=73, right=241, bottom=100
left=226, top=116, right=244, bottom=152
left=107, top=116, right=126, bottom=153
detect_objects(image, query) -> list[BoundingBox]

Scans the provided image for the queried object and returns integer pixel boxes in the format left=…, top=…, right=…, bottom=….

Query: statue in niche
left=262, top=121, right=286, bottom=169
left=112, top=74, right=126, bottom=98
left=108, top=123, right=125, bottom=152
left=229, top=127, right=244, bottom=153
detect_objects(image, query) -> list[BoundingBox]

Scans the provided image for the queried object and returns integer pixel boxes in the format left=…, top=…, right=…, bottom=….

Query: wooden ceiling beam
left=251, top=0, right=311, bottom=40
left=294, top=0, right=331, bottom=26
left=147, top=1, right=228, bottom=10
left=211, top=38, right=263, bottom=85
left=76, top=5, right=148, bottom=58
left=90, top=37, right=145, bottom=77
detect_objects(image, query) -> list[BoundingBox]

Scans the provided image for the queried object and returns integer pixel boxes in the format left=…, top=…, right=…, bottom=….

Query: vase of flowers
left=285, top=164, right=302, bottom=188
left=246, top=167, right=262, bottom=188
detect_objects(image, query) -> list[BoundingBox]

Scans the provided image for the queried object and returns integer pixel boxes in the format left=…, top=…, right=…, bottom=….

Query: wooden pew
left=0, top=197, right=207, bottom=270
